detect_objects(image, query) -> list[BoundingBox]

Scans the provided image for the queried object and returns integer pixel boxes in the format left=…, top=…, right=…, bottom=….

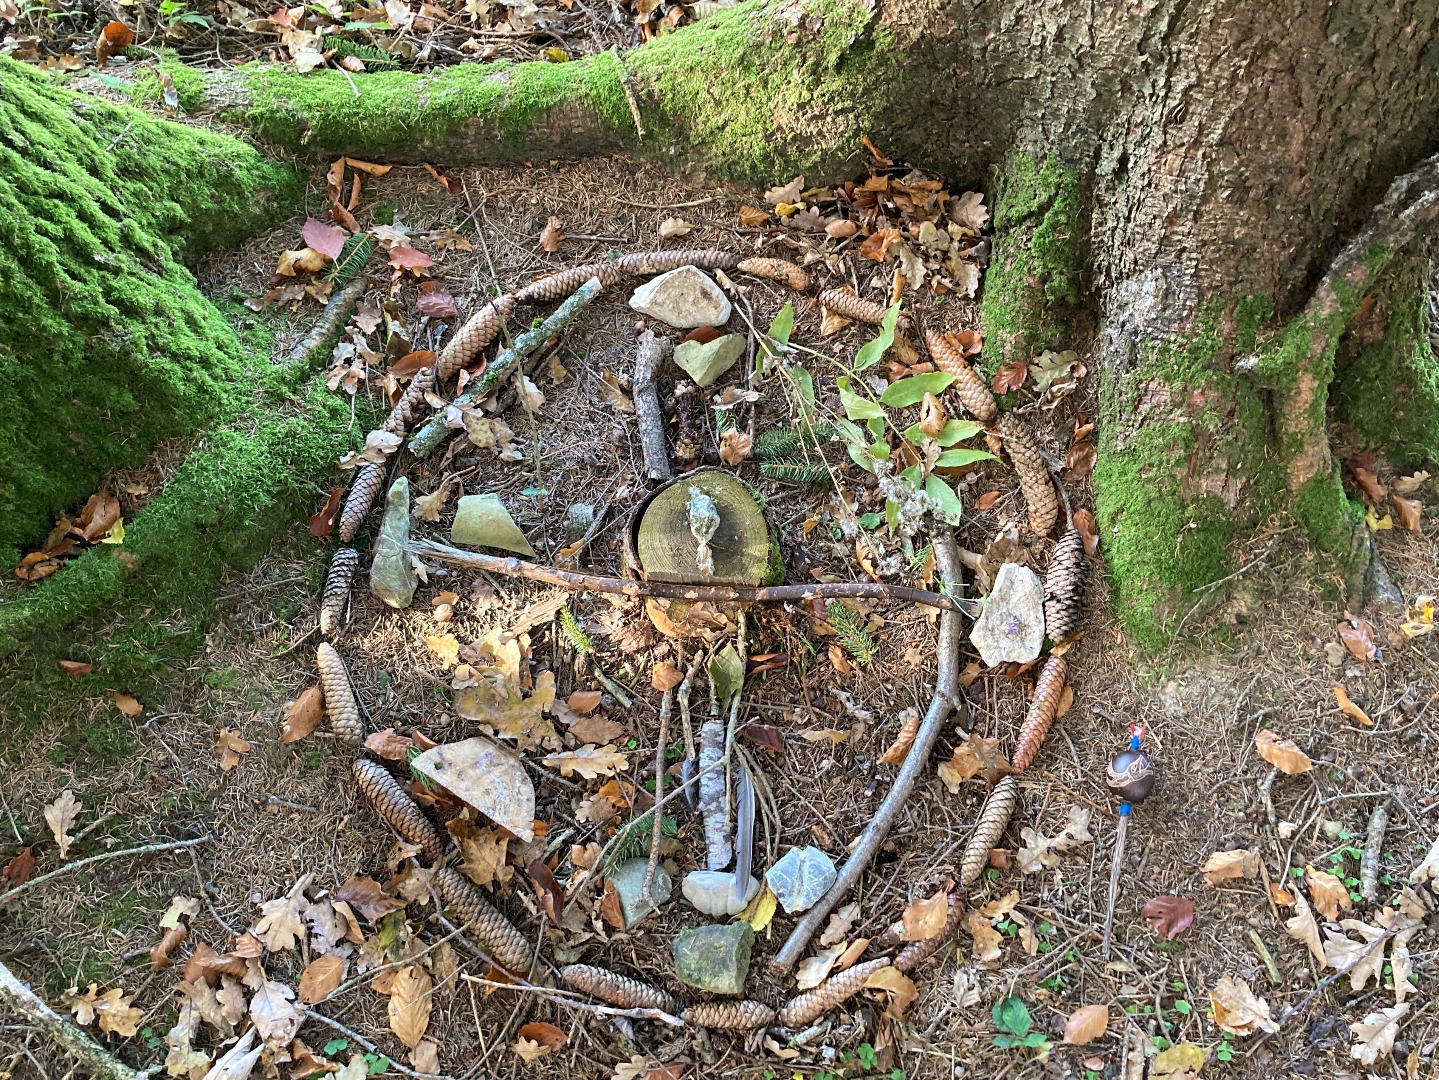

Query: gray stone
left=607, top=858, right=671, bottom=928
left=628, top=266, right=732, bottom=328
left=673, top=334, right=747, bottom=388
left=765, top=846, right=837, bottom=914
left=370, top=476, right=416, bottom=609
left=452, top=493, right=534, bottom=556
left=681, top=870, right=759, bottom=917
left=564, top=503, right=596, bottom=544
left=969, top=561, right=1045, bottom=666
left=673, top=922, right=754, bottom=995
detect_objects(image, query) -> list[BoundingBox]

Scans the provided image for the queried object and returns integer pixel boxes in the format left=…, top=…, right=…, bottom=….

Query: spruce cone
left=435, top=294, right=515, bottom=379
left=893, top=893, right=967, bottom=973
left=318, top=548, right=360, bottom=639
left=559, top=964, right=679, bottom=1014
left=926, top=329, right=998, bottom=423
left=736, top=257, right=810, bottom=291
left=999, top=415, right=1058, bottom=536
left=1043, top=527, right=1086, bottom=644
left=316, top=642, right=363, bottom=744
left=432, top=867, right=534, bottom=973
left=960, top=775, right=1019, bottom=886
left=681, top=1000, right=776, bottom=1030
left=817, top=289, right=891, bottom=326
left=1012, top=654, right=1067, bottom=773
left=777, top=957, right=890, bottom=1028
left=337, top=462, right=385, bottom=543
left=513, top=263, right=622, bottom=305
left=352, top=757, right=447, bottom=862
left=381, top=367, right=437, bottom=436
left=614, top=248, right=740, bottom=277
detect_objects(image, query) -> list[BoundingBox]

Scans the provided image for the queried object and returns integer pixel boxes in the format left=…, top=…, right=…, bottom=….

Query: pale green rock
left=370, top=475, right=416, bottom=609
left=451, top=493, right=534, bottom=556
left=673, top=334, right=747, bottom=388
left=609, top=857, right=672, bottom=927
left=673, top=922, right=753, bottom=995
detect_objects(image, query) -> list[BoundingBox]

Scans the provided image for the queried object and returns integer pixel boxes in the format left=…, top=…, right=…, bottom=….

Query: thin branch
left=771, top=532, right=967, bottom=972
left=637, top=684, right=675, bottom=909
left=303, top=1012, right=456, bottom=1079
left=408, top=539, right=972, bottom=613
left=459, top=974, right=684, bottom=1028
left=0, top=960, right=156, bottom=1080
left=0, top=836, right=212, bottom=908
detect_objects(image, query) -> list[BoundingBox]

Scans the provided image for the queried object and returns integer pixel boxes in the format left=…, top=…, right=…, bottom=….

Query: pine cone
left=352, top=757, right=447, bottom=862
left=337, top=462, right=385, bottom=543
left=1012, top=654, right=1067, bottom=773
left=316, top=642, right=363, bottom=744
left=893, top=893, right=966, bottom=973
left=737, top=257, right=809, bottom=291
left=999, top=415, right=1058, bottom=536
left=960, top=775, right=1019, bottom=886
left=513, top=263, right=622, bottom=305
left=681, top=1000, right=776, bottom=1030
left=436, top=294, right=515, bottom=379
left=381, top=367, right=437, bottom=436
left=319, top=548, right=360, bottom=639
left=614, top=249, right=740, bottom=277
left=432, top=867, right=534, bottom=973
left=777, top=957, right=890, bottom=1028
left=926, top=329, right=998, bottom=423
left=559, top=964, right=679, bottom=1014
left=1043, top=527, right=1086, bottom=644
left=817, top=289, right=891, bottom=326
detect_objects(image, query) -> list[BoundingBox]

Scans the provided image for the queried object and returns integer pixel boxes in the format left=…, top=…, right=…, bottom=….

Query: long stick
left=0, top=960, right=155, bottom=1080
left=408, top=539, right=970, bottom=613
left=770, top=532, right=966, bottom=972
left=0, top=835, right=212, bottom=908
left=1100, top=811, right=1128, bottom=957
left=637, top=683, right=674, bottom=908
left=632, top=329, right=673, bottom=481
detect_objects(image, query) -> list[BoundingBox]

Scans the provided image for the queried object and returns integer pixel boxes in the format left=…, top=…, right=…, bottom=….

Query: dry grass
left=3, top=158, right=1438, bottom=1080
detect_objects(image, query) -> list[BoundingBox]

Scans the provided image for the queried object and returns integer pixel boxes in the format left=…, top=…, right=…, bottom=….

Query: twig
left=0, top=960, right=155, bottom=1080
left=286, top=275, right=368, bottom=367
left=460, top=974, right=684, bottom=1028
left=189, top=848, right=240, bottom=938
left=303, top=1012, right=454, bottom=1079
left=638, top=683, right=675, bottom=908
left=1361, top=798, right=1390, bottom=901
left=409, top=539, right=970, bottom=613
left=0, top=836, right=212, bottom=908
left=771, top=532, right=966, bottom=972
left=632, top=329, right=673, bottom=481
left=1247, top=928, right=1282, bottom=984
left=610, top=47, right=645, bottom=140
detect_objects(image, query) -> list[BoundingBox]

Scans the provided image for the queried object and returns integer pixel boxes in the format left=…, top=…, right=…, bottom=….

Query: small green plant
left=1215, top=1032, right=1236, bottom=1062
left=856, top=1043, right=879, bottom=1070
left=606, top=813, right=678, bottom=865
left=826, top=601, right=876, bottom=666
left=326, top=233, right=376, bottom=286
left=558, top=607, right=593, bottom=653
left=157, top=0, right=212, bottom=27
left=992, top=995, right=1049, bottom=1051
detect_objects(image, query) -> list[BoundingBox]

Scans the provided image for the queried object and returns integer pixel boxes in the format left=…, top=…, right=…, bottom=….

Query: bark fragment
left=698, top=715, right=731, bottom=871
left=633, top=330, right=674, bottom=481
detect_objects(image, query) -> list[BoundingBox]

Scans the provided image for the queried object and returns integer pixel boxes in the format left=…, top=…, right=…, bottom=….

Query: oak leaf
left=538, top=216, right=564, bottom=252
left=1208, top=974, right=1278, bottom=1035
left=44, top=789, right=82, bottom=860
left=1350, top=1003, right=1408, bottom=1066
left=541, top=744, right=629, bottom=780
left=878, top=710, right=920, bottom=766
left=1283, top=886, right=1325, bottom=964
left=1305, top=865, right=1353, bottom=919
left=64, top=985, right=143, bottom=1037
left=1322, top=919, right=1386, bottom=991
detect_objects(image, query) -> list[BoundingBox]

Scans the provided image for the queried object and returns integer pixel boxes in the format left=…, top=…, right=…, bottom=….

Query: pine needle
left=558, top=607, right=593, bottom=654
left=326, top=233, right=375, bottom=286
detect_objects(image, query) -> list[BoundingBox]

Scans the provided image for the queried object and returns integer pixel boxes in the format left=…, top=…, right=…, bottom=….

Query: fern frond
left=605, top=813, right=679, bottom=869
left=760, top=458, right=833, bottom=486
left=322, top=37, right=401, bottom=68
left=755, top=423, right=835, bottom=461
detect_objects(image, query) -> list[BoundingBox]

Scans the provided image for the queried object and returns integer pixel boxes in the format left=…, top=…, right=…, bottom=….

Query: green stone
left=369, top=476, right=416, bottom=609
left=673, top=334, right=746, bottom=388
left=451, top=494, right=534, bottom=556
left=672, top=921, right=753, bottom=995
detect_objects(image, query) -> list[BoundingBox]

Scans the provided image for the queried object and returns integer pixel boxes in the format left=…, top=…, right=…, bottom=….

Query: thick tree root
left=286, top=276, right=368, bottom=367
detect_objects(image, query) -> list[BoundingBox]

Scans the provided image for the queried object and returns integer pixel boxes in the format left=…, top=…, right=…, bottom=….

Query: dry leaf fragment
left=938, top=733, right=1009, bottom=790
left=1062, top=1003, right=1109, bottom=1045
left=63, top=985, right=143, bottom=1037
left=864, top=964, right=918, bottom=1018
left=1337, top=617, right=1377, bottom=660
left=1209, top=974, right=1278, bottom=1035
left=879, top=710, right=920, bottom=766
left=1322, top=919, right=1386, bottom=990
left=1284, top=886, right=1325, bottom=965
left=250, top=978, right=303, bottom=1044
left=1201, top=848, right=1260, bottom=885
left=44, top=790, right=82, bottom=860
left=298, top=954, right=346, bottom=1003
left=795, top=943, right=846, bottom=990
left=566, top=714, right=626, bottom=744
left=991, top=360, right=1027, bottom=394
left=1305, top=865, right=1353, bottom=919
left=280, top=687, right=325, bottom=743
left=388, top=964, right=433, bottom=1048
left=538, top=216, right=564, bottom=252
left=1350, top=1003, right=1409, bottom=1066
left=335, top=874, right=406, bottom=922
left=966, top=910, right=1003, bottom=966
left=215, top=728, right=252, bottom=772
left=302, top=217, right=347, bottom=259
left=253, top=875, right=311, bottom=951
left=1254, top=729, right=1313, bottom=774
left=1393, top=495, right=1422, bottom=531
left=900, top=888, right=951, bottom=941
left=95, top=19, right=134, bottom=64
left=1141, top=895, right=1195, bottom=940
left=1150, top=1042, right=1206, bottom=1079
left=58, top=659, right=93, bottom=675
left=113, top=692, right=143, bottom=716
left=149, top=924, right=187, bottom=970
left=719, top=428, right=753, bottom=466
left=819, top=902, right=860, bottom=947
left=541, top=744, right=629, bottom=780
left=658, top=216, right=692, bottom=238
left=417, top=281, right=459, bottom=318
left=2, top=848, right=36, bottom=889
left=1333, top=685, right=1373, bottom=725
left=651, top=661, right=683, bottom=691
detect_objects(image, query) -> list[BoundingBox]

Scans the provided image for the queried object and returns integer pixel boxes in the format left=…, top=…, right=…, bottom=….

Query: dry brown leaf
left=864, top=964, right=918, bottom=1018
left=1209, top=974, right=1278, bottom=1035
left=801, top=728, right=849, bottom=744
left=992, top=360, right=1027, bottom=394
left=1338, top=618, right=1377, bottom=661
left=1322, top=919, right=1387, bottom=990
left=113, top=691, right=143, bottom=716
left=252, top=878, right=310, bottom=951
left=1351, top=1003, right=1409, bottom=1067
left=1334, top=685, right=1373, bottom=725
left=541, top=744, right=629, bottom=780
left=44, top=790, right=82, bottom=860
left=538, top=216, right=564, bottom=252
left=795, top=943, right=845, bottom=990
left=149, top=923, right=187, bottom=970
left=411, top=1040, right=441, bottom=1073
left=1254, top=729, right=1313, bottom=775
left=567, top=689, right=603, bottom=714
left=280, top=687, right=325, bottom=743
left=215, top=728, right=252, bottom=772
left=336, top=874, right=405, bottom=922
left=455, top=822, right=513, bottom=889
left=738, top=205, right=770, bottom=227
left=1393, top=496, right=1422, bottom=532
left=425, top=633, right=460, bottom=668
left=900, top=888, right=950, bottom=942
left=58, top=659, right=93, bottom=675
left=651, top=661, right=683, bottom=691
left=63, top=985, right=143, bottom=1037
left=249, top=979, right=303, bottom=1044
left=2, top=848, right=35, bottom=889
left=966, top=910, right=1003, bottom=966
left=567, top=714, right=626, bottom=744
left=1141, top=895, right=1195, bottom=940
left=95, top=20, right=134, bottom=64
left=719, top=428, right=753, bottom=466
left=298, top=954, right=346, bottom=1004
left=388, top=965, right=433, bottom=1048
left=516, top=1021, right=567, bottom=1052
left=878, top=710, right=920, bottom=766
left=1284, top=886, right=1325, bottom=964
left=1062, top=1004, right=1109, bottom=1045
left=1305, top=865, right=1353, bottom=920
left=938, top=734, right=1010, bottom=791
left=1201, top=848, right=1260, bottom=885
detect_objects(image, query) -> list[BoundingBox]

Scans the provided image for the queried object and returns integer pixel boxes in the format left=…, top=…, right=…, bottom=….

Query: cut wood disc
left=632, top=468, right=770, bottom=587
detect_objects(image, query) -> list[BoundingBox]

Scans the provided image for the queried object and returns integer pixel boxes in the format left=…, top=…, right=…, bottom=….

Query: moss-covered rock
left=0, top=56, right=301, bottom=567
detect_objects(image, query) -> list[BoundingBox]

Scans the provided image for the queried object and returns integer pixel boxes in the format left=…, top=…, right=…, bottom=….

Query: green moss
left=1333, top=273, right=1439, bottom=466
left=0, top=57, right=301, bottom=566
left=1292, top=469, right=1362, bottom=552
left=128, top=54, right=207, bottom=113
left=981, top=152, right=1084, bottom=365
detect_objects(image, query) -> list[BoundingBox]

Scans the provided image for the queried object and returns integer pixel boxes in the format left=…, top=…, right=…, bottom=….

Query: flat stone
left=452, top=493, right=534, bottom=556
left=608, top=858, right=671, bottom=928
left=765, top=846, right=836, bottom=914
left=681, top=870, right=760, bottom=917
left=969, top=561, right=1045, bottom=666
left=673, top=333, right=747, bottom=388
left=673, top=922, right=753, bottom=995
left=628, top=266, right=732, bottom=329
left=370, top=476, right=416, bottom=609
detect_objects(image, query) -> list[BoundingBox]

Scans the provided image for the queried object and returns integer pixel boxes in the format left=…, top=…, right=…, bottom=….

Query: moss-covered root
left=0, top=56, right=301, bottom=566
left=980, top=152, right=1085, bottom=368
left=156, top=0, right=900, bottom=184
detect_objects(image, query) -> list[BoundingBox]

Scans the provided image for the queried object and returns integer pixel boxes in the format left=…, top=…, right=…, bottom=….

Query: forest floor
left=2, top=157, right=1439, bottom=1080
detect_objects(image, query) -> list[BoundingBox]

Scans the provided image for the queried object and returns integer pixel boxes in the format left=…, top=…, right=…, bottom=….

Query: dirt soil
left=2, top=158, right=1439, bottom=1080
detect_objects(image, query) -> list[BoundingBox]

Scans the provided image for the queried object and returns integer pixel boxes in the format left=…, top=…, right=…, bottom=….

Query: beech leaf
left=1141, top=895, right=1195, bottom=940
left=1061, top=1003, right=1109, bottom=1045
left=1253, top=728, right=1313, bottom=774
